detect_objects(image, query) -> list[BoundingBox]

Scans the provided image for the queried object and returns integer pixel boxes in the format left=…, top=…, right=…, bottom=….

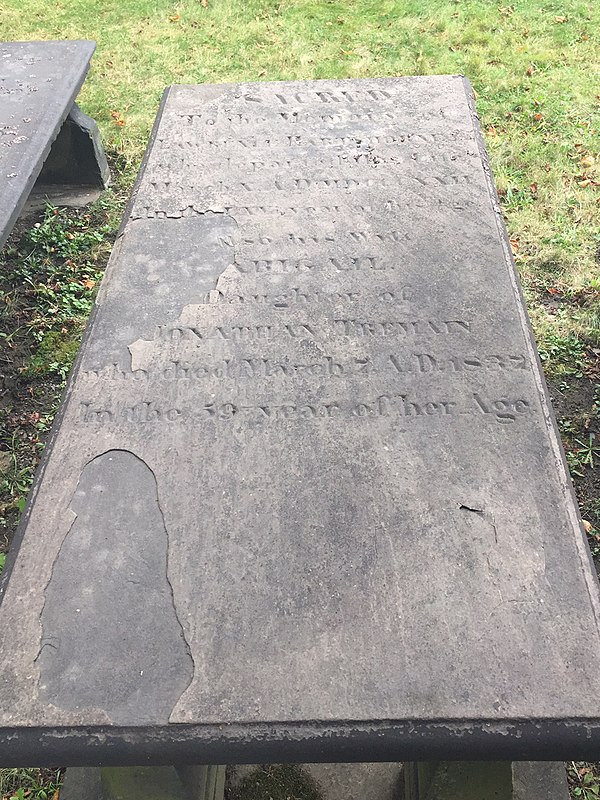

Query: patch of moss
left=24, top=328, right=82, bottom=380
left=228, top=765, right=322, bottom=800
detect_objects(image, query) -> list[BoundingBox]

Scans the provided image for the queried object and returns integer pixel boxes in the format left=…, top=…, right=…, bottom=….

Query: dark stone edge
left=0, top=39, right=97, bottom=251
left=1, top=718, right=600, bottom=766
left=0, top=86, right=171, bottom=600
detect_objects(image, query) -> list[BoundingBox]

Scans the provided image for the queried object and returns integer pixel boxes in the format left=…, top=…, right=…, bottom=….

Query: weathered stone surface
left=60, top=767, right=103, bottom=800
left=0, top=40, right=96, bottom=248
left=1, top=77, right=600, bottom=764
left=38, top=450, right=194, bottom=724
left=512, top=762, right=569, bottom=800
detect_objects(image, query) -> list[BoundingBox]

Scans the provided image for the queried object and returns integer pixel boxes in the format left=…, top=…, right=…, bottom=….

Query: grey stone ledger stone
left=0, top=40, right=103, bottom=249
left=1, top=77, right=600, bottom=765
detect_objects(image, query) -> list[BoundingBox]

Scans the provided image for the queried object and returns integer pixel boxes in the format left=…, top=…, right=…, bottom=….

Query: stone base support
left=60, top=765, right=226, bottom=800
left=60, top=760, right=569, bottom=800
left=226, top=762, right=403, bottom=800
left=38, top=103, right=110, bottom=189
left=176, top=765, right=227, bottom=800
left=402, top=761, right=569, bottom=800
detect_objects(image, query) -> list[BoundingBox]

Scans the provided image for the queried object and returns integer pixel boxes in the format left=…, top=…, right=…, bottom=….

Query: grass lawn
left=0, top=0, right=599, bottom=797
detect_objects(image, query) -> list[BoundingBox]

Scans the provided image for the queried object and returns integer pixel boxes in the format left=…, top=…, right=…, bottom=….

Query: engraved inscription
left=332, top=319, right=471, bottom=337
left=101, top=78, right=537, bottom=441
left=78, top=392, right=533, bottom=427
left=82, top=350, right=529, bottom=384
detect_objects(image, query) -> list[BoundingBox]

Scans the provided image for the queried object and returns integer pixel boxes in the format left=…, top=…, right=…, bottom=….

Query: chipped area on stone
left=38, top=450, right=194, bottom=724
left=0, top=40, right=96, bottom=249
left=1, top=77, right=600, bottom=761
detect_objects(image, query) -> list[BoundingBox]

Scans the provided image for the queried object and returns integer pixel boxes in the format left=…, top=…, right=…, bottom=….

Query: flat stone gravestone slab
left=1, top=77, right=600, bottom=765
left=0, top=40, right=98, bottom=249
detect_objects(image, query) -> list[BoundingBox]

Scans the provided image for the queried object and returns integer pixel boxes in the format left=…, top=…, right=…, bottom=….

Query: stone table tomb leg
left=60, top=765, right=226, bottom=800
left=37, top=103, right=110, bottom=189
left=402, top=761, right=569, bottom=799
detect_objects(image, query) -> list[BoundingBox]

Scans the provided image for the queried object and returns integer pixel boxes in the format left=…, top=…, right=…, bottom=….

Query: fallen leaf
left=534, top=112, right=544, bottom=121
left=169, top=14, right=181, bottom=21
left=583, top=520, right=593, bottom=534
left=580, top=155, right=595, bottom=168
left=578, top=179, right=591, bottom=188
left=526, top=64, right=535, bottom=76
left=201, top=0, right=208, bottom=6
left=554, top=15, right=567, bottom=23
left=486, top=125, right=498, bottom=137
left=82, top=279, right=96, bottom=290
left=530, top=182, right=538, bottom=194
